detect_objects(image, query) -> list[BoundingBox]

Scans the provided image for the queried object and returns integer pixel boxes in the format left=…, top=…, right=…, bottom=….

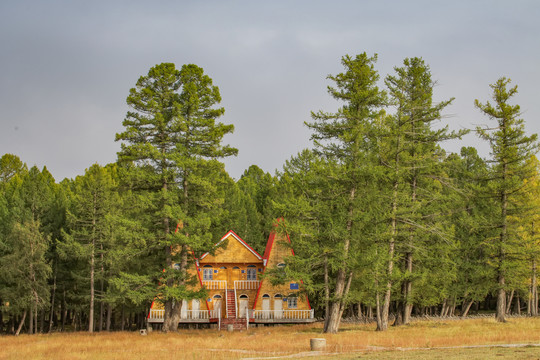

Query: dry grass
left=0, top=317, right=539, bottom=360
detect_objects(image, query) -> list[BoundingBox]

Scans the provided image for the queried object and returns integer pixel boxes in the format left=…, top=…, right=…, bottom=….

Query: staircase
left=226, top=290, right=236, bottom=318
left=220, top=290, right=249, bottom=330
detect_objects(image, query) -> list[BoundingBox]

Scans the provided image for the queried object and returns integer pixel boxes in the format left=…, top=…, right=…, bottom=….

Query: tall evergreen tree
left=116, top=63, right=237, bottom=332
left=475, top=77, right=539, bottom=322
left=306, top=53, right=387, bottom=333
left=61, top=164, right=118, bottom=332
left=383, top=57, right=466, bottom=327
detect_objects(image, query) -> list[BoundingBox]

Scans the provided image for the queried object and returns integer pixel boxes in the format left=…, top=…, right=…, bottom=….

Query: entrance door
left=238, top=295, right=249, bottom=318
left=180, top=299, right=188, bottom=319
left=230, top=266, right=241, bottom=289
left=192, top=299, right=200, bottom=319
left=262, top=295, right=270, bottom=319
left=274, top=295, right=283, bottom=319
left=213, top=295, right=222, bottom=318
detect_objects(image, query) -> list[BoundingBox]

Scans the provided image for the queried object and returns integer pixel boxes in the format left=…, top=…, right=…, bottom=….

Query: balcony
left=202, top=280, right=227, bottom=289
left=234, top=280, right=260, bottom=290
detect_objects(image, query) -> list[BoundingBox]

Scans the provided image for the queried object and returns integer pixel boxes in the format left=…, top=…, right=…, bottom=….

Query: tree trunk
left=529, top=259, right=538, bottom=316
left=496, top=165, right=508, bottom=323
left=461, top=299, right=474, bottom=317
left=324, top=187, right=355, bottom=334
left=99, top=244, right=104, bottom=332
left=48, top=270, right=56, bottom=333
left=15, top=311, right=27, bottom=336
left=89, top=200, right=96, bottom=333
left=505, top=289, right=514, bottom=314
left=378, top=168, right=399, bottom=331
left=106, top=303, right=112, bottom=331
left=496, top=277, right=506, bottom=322
left=323, top=254, right=330, bottom=331
left=29, top=304, right=33, bottom=335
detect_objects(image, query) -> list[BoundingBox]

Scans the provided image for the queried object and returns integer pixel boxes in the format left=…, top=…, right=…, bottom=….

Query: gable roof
left=199, top=230, right=263, bottom=261
left=262, top=219, right=294, bottom=261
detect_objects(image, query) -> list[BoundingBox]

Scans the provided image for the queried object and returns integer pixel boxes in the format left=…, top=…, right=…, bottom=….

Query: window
left=262, top=294, right=270, bottom=299
left=203, top=265, right=213, bottom=280
left=247, top=265, right=257, bottom=280
left=287, top=297, right=298, bottom=309
left=277, top=263, right=286, bottom=268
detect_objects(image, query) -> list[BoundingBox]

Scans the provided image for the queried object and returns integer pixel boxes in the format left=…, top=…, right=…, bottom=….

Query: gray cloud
left=1, top=0, right=539, bottom=180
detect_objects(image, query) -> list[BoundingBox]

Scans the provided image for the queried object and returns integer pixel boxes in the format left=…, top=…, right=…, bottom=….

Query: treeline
left=0, top=54, right=538, bottom=335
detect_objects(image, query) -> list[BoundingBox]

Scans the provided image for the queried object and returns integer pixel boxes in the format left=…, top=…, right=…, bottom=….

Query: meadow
left=1, top=317, right=539, bottom=360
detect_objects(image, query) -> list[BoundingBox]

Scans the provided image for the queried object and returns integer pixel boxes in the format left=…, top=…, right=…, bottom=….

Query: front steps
left=220, top=317, right=249, bottom=331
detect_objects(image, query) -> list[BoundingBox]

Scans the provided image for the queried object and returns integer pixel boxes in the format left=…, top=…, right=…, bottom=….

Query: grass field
left=1, top=317, right=539, bottom=360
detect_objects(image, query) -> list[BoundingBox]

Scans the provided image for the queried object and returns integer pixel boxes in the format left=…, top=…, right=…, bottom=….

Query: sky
left=1, top=0, right=539, bottom=181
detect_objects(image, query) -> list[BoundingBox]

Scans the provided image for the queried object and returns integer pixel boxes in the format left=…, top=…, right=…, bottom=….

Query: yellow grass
left=1, top=317, right=539, bottom=360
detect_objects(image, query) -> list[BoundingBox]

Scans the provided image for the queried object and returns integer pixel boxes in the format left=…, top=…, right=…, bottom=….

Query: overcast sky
left=1, top=0, right=539, bottom=181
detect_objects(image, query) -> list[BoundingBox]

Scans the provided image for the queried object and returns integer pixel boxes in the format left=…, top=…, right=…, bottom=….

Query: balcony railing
left=249, top=309, right=314, bottom=320
left=202, top=280, right=227, bottom=289
left=234, top=280, right=260, bottom=290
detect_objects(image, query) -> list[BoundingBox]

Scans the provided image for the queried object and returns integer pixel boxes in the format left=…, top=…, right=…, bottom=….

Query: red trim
left=148, top=300, right=155, bottom=319
left=252, top=272, right=266, bottom=309
left=255, top=218, right=312, bottom=310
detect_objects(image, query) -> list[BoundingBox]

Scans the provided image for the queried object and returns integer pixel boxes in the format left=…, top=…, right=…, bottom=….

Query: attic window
left=277, top=263, right=286, bottom=268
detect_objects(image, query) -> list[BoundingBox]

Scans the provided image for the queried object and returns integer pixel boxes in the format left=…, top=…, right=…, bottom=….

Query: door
left=213, top=295, right=222, bottom=318
left=274, top=295, right=283, bottom=319
left=192, top=299, right=200, bottom=319
left=230, top=266, right=241, bottom=289
left=238, top=295, right=249, bottom=318
left=262, top=295, right=270, bottom=319
left=180, top=299, right=188, bottom=319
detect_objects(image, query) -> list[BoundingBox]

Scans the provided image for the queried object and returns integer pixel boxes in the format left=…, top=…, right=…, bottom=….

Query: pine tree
left=475, top=77, right=539, bottom=322
left=116, top=63, right=237, bottom=332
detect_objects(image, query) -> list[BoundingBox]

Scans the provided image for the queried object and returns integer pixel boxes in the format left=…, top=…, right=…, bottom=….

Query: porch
left=249, top=309, right=315, bottom=323
left=147, top=309, right=219, bottom=323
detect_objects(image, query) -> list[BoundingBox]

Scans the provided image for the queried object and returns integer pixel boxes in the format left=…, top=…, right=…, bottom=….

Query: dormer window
left=277, top=263, right=286, bottom=268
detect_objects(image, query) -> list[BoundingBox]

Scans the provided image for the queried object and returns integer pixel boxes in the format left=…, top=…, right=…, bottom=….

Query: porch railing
left=249, top=309, right=315, bottom=320
left=202, top=280, right=227, bottom=289
left=234, top=280, right=260, bottom=290
left=148, top=309, right=214, bottom=321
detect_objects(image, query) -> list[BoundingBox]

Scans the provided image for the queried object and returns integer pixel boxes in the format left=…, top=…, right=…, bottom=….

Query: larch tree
left=382, top=57, right=466, bottom=327
left=116, top=63, right=237, bottom=332
left=306, top=53, right=387, bottom=333
left=475, top=77, right=539, bottom=322
left=61, top=164, right=118, bottom=332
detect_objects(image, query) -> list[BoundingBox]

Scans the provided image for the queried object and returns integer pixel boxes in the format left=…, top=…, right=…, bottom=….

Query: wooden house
left=147, top=226, right=314, bottom=329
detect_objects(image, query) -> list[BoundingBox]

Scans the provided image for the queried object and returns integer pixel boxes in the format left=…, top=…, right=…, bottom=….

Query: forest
left=0, top=53, right=538, bottom=335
